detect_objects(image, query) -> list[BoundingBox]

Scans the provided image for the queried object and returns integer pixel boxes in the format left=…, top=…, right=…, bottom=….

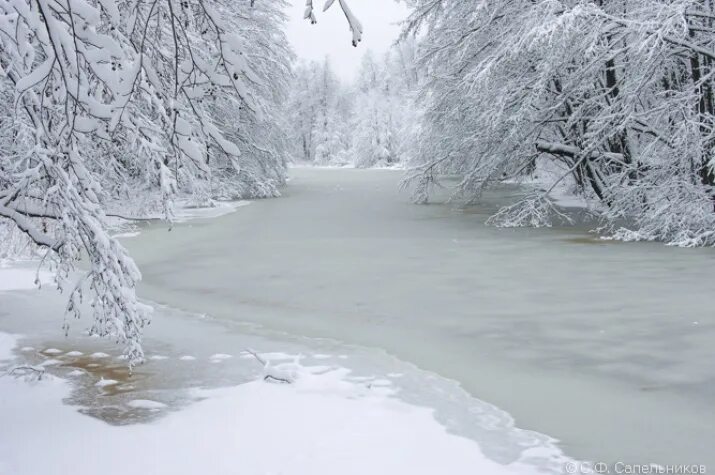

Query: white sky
left=285, top=0, right=409, bottom=81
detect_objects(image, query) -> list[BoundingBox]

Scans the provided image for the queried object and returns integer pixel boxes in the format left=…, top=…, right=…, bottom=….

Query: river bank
left=0, top=272, right=567, bottom=474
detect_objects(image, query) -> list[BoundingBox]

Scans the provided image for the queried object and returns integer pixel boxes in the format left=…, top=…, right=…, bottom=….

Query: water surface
left=124, top=168, right=715, bottom=466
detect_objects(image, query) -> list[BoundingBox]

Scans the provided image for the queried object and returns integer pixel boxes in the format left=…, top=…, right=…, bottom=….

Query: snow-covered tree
left=285, top=59, right=351, bottom=165
left=402, top=0, right=715, bottom=246
left=0, top=0, right=294, bottom=364
left=285, top=39, right=419, bottom=168
left=312, top=58, right=348, bottom=165
left=350, top=46, right=417, bottom=168
left=351, top=52, right=395, bottom=167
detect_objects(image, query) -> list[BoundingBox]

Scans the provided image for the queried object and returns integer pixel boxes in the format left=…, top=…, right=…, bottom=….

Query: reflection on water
left=15, top=345, right=159, bottom=424
left=61, top=356, right=145, bottom=392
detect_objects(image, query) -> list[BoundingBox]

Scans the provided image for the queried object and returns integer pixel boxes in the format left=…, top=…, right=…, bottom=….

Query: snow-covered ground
left=0, top=330, right=550, bottom=475
left=109, top=199, right=252, bottom=238
left=0, top=261, right=53, bottom=292
left=171, top=199, right=252, bottom=223
left=0, top=231, right=569, bottom=475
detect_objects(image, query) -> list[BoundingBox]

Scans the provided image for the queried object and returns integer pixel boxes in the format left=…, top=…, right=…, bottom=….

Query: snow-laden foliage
left=303, top=0, right=363, bottom=47
left=0, top=0, right=292, bottom=364
left=402, top=0, right=715, bottom=246
left=286, top=42, right=419, bottom=167
left=285, top=59, right=352, bottom=165
left=351, top=44, right=417, bottom=168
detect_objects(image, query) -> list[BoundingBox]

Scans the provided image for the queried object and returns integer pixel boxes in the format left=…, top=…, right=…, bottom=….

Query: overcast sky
left=285, top=0, right=409, bottom=81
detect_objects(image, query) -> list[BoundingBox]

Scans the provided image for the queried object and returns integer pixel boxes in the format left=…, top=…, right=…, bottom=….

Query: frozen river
left=121, top=167, right=715, bottom=467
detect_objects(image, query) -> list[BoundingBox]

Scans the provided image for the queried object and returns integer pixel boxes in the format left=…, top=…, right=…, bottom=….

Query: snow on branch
left=0, top=0, right=293, bottom=364
left=242, top=349, right=295, bottom=384
left=486, top=195, right=573, bottom=228
left=304, top=0, right=363, bottom=46
left=400, top=0, right=715, bottom=246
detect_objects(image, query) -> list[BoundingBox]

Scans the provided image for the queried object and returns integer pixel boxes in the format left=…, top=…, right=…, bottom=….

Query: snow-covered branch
left=304, top=0, right=363, bottom=46
left=401, top=0, right=715, bottom=246
left=0, top=0, right=292, bottom=364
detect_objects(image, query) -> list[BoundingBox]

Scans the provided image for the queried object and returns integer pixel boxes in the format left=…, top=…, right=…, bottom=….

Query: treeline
left=284, top=40, right=419, bottom=168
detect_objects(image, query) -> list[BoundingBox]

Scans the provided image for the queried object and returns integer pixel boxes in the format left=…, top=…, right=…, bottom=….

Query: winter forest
left=286, top=43, right=418, bottom=167
left=1, top=1, right=715, bottom=474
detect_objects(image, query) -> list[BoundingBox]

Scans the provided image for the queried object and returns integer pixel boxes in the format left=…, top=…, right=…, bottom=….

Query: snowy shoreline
left=288, top=162, right=406, bottom=171
left=0, top=327, right=568, bottom=475
left=0, top=257, right=573, bottom=475
left=109, top=198, right=252, bottom=239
